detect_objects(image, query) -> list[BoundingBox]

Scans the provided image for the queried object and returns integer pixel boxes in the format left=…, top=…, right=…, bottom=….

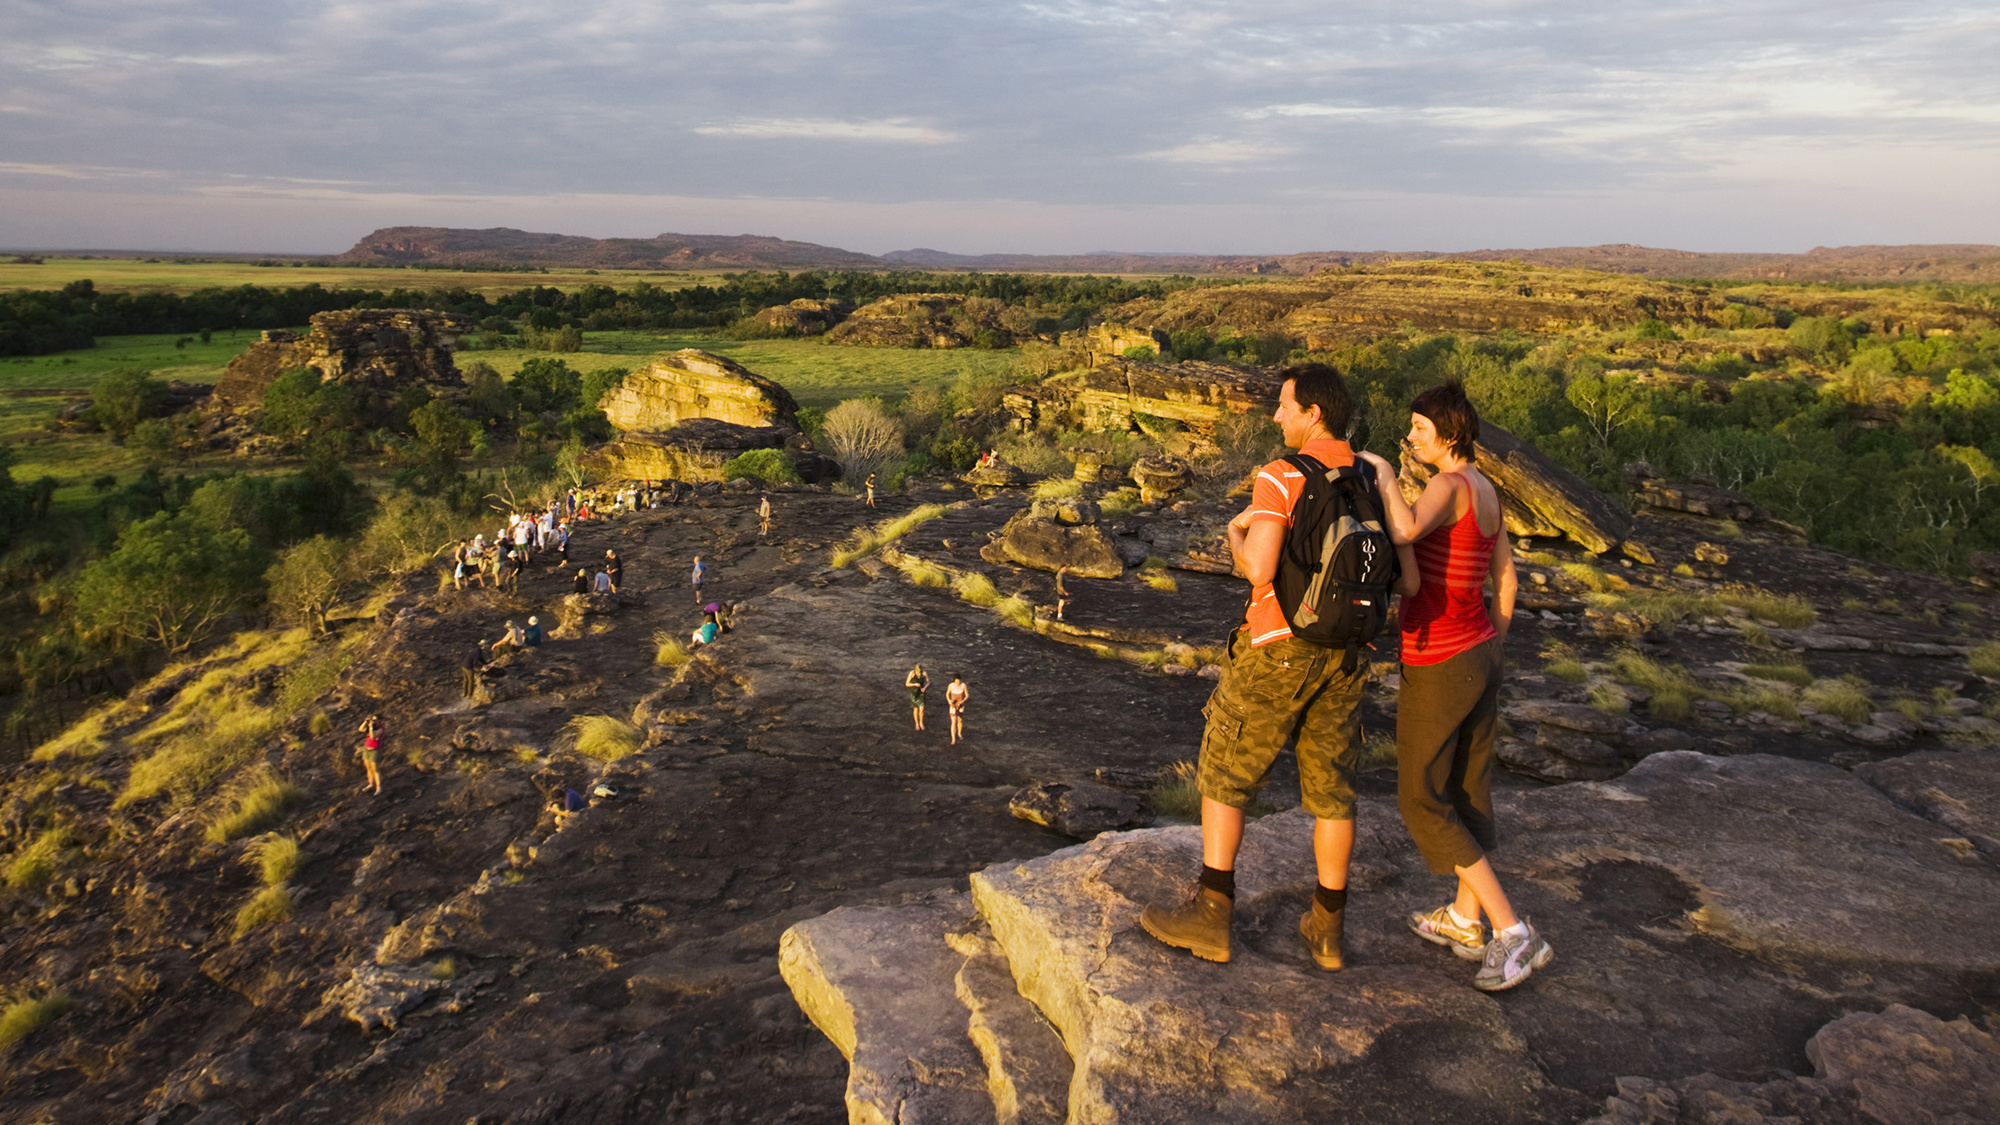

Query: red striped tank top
left=1400, top=473, right=1499, bottom=666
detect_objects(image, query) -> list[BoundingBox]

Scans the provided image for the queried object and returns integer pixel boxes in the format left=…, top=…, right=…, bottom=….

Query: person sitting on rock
left=1141, top=363, right=1419, bottom=972
left=491, top=619, right=526, bottom=656
left=593, top=567, right=614, bottom=594
left=572, top=567, right=591, bottom=595
left=690, top=616, right=719, bottom=648
left=523, top=615, right=543, bottom=648
left=1357, top=380, right=1546, bottom=992
left=547, top=785, right=587, bottom=827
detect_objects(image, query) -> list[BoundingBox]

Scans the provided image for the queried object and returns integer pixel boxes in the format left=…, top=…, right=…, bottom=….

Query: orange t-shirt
left=1241, top=437, right=1355, bottom=646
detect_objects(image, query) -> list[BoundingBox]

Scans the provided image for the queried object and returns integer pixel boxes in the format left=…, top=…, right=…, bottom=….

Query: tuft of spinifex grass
left=231, top=885, right=295, bottom=940
left=207, top=771, right=304, bottom=843
left=0, top=991, right=75, bottom=1048
left=247, top=834, right=302, bottom=886
left=952, top=572, right=1002, bottom=608
left=1803, top=677, right=1873, bottom=725
left=830, top=504, right=948, bottom=567
left=558, top=714, right=643, bottom=762
left=1146, top=761, right=1202, bottom=819
left=652, top=630, right=693, bottom=668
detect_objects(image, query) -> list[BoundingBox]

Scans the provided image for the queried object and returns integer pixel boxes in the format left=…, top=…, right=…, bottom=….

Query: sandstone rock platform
left=786, top=750, right=2000, bottom=1123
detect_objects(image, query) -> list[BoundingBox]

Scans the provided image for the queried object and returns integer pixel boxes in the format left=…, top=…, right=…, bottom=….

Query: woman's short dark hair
left=1410, top=381, right=1480, bottom=460
left=1278, top=363, right=1352, bottom=435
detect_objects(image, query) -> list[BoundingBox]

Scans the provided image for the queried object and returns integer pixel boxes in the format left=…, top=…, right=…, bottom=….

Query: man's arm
left=1487, top=530, right=1516, bottom=641
left=1228, top=507, right=1286, bottom=587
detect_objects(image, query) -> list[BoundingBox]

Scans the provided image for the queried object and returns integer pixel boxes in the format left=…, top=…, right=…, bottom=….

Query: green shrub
left=207, top=772, right=304, bottom=843
left=0, top=991, right=74, bottom=1048
left=557, top=714, right=643, bottom=762
left=722, top=448, right=801, bottom=486
left=231, top=884, right=295, bottom=939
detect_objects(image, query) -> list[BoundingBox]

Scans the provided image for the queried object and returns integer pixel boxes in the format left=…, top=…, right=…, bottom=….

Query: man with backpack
left=1141, top=364, right=1418, bottom=970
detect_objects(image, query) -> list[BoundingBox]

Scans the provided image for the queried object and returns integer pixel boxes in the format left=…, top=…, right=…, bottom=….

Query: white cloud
left=1139, top=139, right=1293, bottom=165
left=693, top=118, right=959, bottom=143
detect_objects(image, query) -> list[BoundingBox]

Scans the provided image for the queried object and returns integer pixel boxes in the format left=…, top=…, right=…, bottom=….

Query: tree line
left=0, top=272, right=1237, bottom=357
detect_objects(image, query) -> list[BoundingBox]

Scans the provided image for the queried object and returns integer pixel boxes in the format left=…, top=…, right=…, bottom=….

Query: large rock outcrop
left=581, top=418, right=836, bottom=483
left=599, top=349, right=799, bottom=432
left=786, top=749, right=2000, bottom=1123
left=1005, top=359, right=1282, bottom=457
left=825, top=294, right=1015, bottom=348
left=982, top=501, right=1126, bottom=578
left=1399, top=419, right=1635, bottom=553
left=211, top=310, right=470, bottom=418
left=752, top=298, right=853, bottom=336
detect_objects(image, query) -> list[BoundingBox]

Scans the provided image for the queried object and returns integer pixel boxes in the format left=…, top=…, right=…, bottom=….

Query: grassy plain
left=0, top=257, right=722, bottom=296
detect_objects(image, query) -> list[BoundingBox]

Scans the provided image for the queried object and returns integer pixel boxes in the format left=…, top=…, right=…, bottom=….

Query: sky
left=2, top=1, right=1998, bottom=256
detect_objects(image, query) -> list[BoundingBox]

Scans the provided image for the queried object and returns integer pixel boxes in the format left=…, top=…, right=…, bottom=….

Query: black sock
left=1198, top=865, right=1235, bottom=899
left=1315, top=884, right=1348, bottom=914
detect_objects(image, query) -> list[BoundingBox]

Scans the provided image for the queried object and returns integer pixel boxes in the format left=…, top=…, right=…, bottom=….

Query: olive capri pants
left=1397, top=638, right=1502, bottom=874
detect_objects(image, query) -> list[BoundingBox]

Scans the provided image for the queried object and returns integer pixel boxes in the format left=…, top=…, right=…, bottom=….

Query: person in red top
left=1360, top=380, right=1551, bottom=992
left=1142, top=364, right=1419, bottom=970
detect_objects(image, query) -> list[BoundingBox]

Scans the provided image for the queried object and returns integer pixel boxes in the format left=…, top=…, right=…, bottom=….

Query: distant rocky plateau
left=336, top=227, right=2000, bottom=282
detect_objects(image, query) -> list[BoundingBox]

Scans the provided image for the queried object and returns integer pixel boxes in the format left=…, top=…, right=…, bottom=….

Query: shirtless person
left=758, top=494, right=773, bottom=536
left=1055, top=566, right=1071, bottom=621
left=945, top=675, right=969, bottom=745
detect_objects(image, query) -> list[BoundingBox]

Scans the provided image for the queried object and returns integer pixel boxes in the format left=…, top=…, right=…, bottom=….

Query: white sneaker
left=1473, top=920, right=1552, bottom=991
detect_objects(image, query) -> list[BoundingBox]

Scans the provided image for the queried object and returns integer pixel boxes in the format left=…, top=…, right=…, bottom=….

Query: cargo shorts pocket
left=1198, top=695, right=1269, bottom=808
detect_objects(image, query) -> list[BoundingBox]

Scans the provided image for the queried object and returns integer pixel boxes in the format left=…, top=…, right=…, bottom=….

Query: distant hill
left=336, top=227, right=2000, bottom=283
left=333, top=227, right=882, bottom=271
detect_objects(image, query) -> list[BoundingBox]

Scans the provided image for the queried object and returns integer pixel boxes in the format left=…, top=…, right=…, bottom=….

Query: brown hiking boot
left=1298, top=900, right=1345, bottom=971
left=1140, top=883, right=1232, bottom=963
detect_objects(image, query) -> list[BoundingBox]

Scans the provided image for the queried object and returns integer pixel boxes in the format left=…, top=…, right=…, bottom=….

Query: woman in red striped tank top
left=1358, top=381, right=1553, bottom=992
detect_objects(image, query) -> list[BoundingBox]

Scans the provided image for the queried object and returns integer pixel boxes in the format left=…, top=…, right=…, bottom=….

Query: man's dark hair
left=1278, top=363, right=1352, bottom=436
left=1410, top=380, right=1480, bottom=460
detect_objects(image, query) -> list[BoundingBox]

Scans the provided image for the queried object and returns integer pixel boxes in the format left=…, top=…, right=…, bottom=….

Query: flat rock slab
left=780, top=893, right=992, bottom=1125
left=949, top=925, right=1072, bottom=1125
left=970, top=810, right=1567, bottom=1124
left=1855, top=748, right=2000, bottom=866
left=1508, top=751, right=2000, bottom=971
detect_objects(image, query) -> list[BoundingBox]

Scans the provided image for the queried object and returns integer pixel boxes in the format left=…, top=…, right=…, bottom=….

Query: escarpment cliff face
left=210, top=309, right=470, bottom=417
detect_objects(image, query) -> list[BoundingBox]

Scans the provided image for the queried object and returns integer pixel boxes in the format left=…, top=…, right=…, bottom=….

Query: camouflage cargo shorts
left=1196, top=630, right=1367, bottom=821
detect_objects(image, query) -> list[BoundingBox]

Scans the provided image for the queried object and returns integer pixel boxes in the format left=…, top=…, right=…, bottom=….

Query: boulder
left=1005, top=359, right=1282, bottom=457
left=1970, top=551, right=2000, bottom=590
left=1076, top=321, right=1172, bottom=362
left=1533, top=725, right=1624, bottom=767
left=600, top=349, right=799, bottom=432
left=1130, top=455, right=1191, bottom=504
left=968, top=808, right=1562, bottom=1124
left=964, top=459, right=1031, bottom=491
left=1632, top=477, right=1771, bottom=523
left=753, top=298, right=853, bottom=336
left=1498, top=737, right=1624, bottom=782
left=826, top=293, right=1012, bottom=349
left=312, top=964, right=442, bottom=1033
left=581, top=420, right=835, bottom=484
left=983, top=518, right=1125, bottom=579
left=778, top=894, right=992, bottom=1125
left=211, top=310, right=470, bottom=420
left=1027, top=497, right=1100, bottom=525
left=1399, top=420, right=1633, bottom=554
left=1008, top=780, right=1153, bottom=838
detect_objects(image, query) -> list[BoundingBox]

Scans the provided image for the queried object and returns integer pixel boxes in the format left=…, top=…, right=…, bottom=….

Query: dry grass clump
left=1140, top=568, right=1179, bottom=594
left=903, top=560, right=951, bottom=588
left=1615, top=585, right=1816, bottom=631
left=1742, top=660, right=1813, bottom=687
left=1609, top=650, right=1704, bottom=722
left=307, top=711, right=333, bottom=737
left=1560, top=562, right=1612, bottom=593
left=652, top=630, right=693, bottom=668
left=1672, top=563, right=1696, bottom=578
left=206, top=771, right=304, bottom=843
left=1587, top=684, right=1630, bottom=714
left=1146, top=761, right=1201, bottom=819
left=830, top=504, right=948, bottom=567
left=1097, top=489, right=1141, bottom=519
left=429, top=957, right=458, bottom=981
left=1542, top=642, right=1589, bottom=684
left=953, top=572, right=1002, bottom=608
left=1714, top=520, right=1744, bottom=541
left=993, top=595, right=1037, bottom=629
left=1359, top=730, right=1398, bottom=771
left=248, top=834, right=303, bottom=886
left=1968, top=642, right=2000, bottom=680
left=1803, top=677, right=1873, bottom=725
left=557, top=714, right=643, bottom=762
left=1732, top=685, right=1801, bottom=720
left=4, top=827, right=79, bottom=892
left=230, top=885, right=295, bottom=940
left=0, top=991, right=74, bottom=1048
left=1518, top=550, right=1561, bottom=567
left=1032, top=477, right=1083, bottom=500
left=1886, top=697, right=1930, bottom=724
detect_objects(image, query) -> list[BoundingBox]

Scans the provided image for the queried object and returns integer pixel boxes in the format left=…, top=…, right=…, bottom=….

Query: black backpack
left=1274, top=453, right=1400, bottom=672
